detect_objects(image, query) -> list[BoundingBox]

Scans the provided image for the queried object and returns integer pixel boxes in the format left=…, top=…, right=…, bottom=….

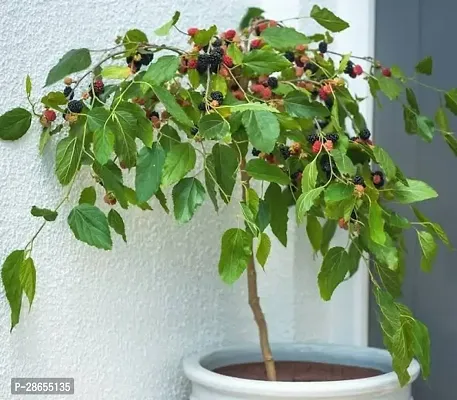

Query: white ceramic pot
left=183, top=343, right=420, bottom=400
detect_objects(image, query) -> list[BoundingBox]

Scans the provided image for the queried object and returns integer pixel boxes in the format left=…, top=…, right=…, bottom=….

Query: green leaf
left=242, top=110, right=279, bottom=153
left=39, top=128, right=51, bottom=154
left=373, top=146, right=396, bottom=180
left=284, top=91, right=330, bottom=119
left=302, top=161, right=318, bottom=193
left=93, top=161, right=128, bottom=209
left=324, top=183, right=353, bottom=202
left=391, top=65, right=407, bottom=81
left=412, top=207, right=451, bottom=247
left=124, top=187, right=152, bottom=211
left=123, top=29, right=148, bottom=52
left=159, top=124, right=181, bottom=153
left=161, top=142, right=196, bottom=187
left=188, top=69, right=200, bottom=89
left=378, top=75, right=402, bottom=100
left=101, top=65, right=131, bottom=79
left=296, top=187, right=324, bottom=223
left=239, top=7, right=264, bottom=29
left=375, top=290, right=414, bottom=386
left=68, top=204, right=112, bottom=250
left=204, top=154, right=218, bottom=212
left=445, top=89, right=457, bottom=116
left=412, top=320, right=431, bottom=378
left=45, top=48, right=91, bottom=86
left=227, top=43, right=243, bottom=65
left=135, top=143, right=166, bottom=202
left=416, top=115, right=435, bottom=142
left=41, top=91, right=68, bottom=110
left=154, top=11, right=180, bottom=36
left=87, top=107, right=110, bottom=130
left=318, top=247, right=350, bottom=301
left=108, top=209, right=127, bottom=242
left=386, top=210, right=410, bottom=229
left=256, top=199, right=270, bottom=232
left=55, top=135, right=82, bottom=185
left=20, top=257, right=36, bottom=308
left=435, top=107, right=451, bottom=133
left=155, top=188, right=169, bottom=213
left=193, top=25, right=217, bottom=46
left=243, top=50, right=291, bottom=75
left=337, top=53, right=352, bottom=74
left=406, top=88, right=420, bottom=112
left=230, top=102, right=279, bottom=114
left=392, top=179, right=438, bottom=204
left=246, top=159, right=290, bottom=185
left=31, top=206, right=58, bottom=222
left=331, top=149, right=356, bottom=176
left=348, top=241, right=361, bottom=277
left=369, top=202, right=386, bottom=245
left=210, top=74, right=228, bottom=96
left=0, top=108, right=32, bottom=141
left=417, top=231, right=437, bottom=272
left=256, top=232, right=271, bottom=268
left=117, top=101, right=153, bottom=148
left=199, top=113, right=230, bottom=139
left=306, top=215, right=323, bottom=253
left=79, top=186, right=96, bottom=205
left=93, top=128, right=115, bottom=165
left=265, top=183, right=288, bottom=246
left=152, top=85, right=193, bottom=127
left=143, top=55, right=180, bottom=87
left=218, top=228, right=252, bottom=284
left=25, top=75, right=32, bottom=97
left=321, top=220, right=337, bottom=255
left=1, top=250, right=25, bottom=330
left=261, top=27, right=310, bottom=50
left=310, top=5, right=350, bottom=32
left=415, top=56, right=433, bottom=75
left=172, top=177, right=206, bottom=223
left=212, top=144, right=238, bottom=203
left=107, top=110, right=137, bottom=168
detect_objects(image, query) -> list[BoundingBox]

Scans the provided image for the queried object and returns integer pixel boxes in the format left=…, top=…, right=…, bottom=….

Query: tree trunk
left=241, top=158, right=277, bottom=381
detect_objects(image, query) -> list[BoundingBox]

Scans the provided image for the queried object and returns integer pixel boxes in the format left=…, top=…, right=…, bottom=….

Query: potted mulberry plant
left=1, top=5, right=454, bottom=400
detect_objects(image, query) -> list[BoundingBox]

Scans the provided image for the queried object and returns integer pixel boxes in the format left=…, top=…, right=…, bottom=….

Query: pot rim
left=183, top=343, right=420, bottom=397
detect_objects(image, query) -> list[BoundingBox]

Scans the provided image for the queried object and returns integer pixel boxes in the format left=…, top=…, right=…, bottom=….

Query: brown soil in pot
left=214, top=361, right=382, bottom=382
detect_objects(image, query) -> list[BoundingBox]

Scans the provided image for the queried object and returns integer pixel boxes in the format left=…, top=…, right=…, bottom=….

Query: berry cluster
left=344, top=60, right=363, bottom=78
left=126, top=51, right=154, bottom=71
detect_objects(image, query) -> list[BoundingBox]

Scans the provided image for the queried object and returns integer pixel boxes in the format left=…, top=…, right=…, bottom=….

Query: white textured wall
left=0, top=0, right=374, bottom=399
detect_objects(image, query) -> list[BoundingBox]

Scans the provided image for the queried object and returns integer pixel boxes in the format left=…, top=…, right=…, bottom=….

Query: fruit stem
left=241, top=158, right=277, bottom=382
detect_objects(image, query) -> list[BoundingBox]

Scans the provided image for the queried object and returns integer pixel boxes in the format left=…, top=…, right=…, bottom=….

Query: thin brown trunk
left=241, top=158, right=277, bottom=381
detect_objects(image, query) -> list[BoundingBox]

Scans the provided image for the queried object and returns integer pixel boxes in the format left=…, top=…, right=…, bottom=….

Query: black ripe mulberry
left=353, top=175, right=365, bottom=187
left=190, top=126, right=199, bottom=136
left=326, top=133, right=339, bottom=143
left=305, top=62, right=318, bottom=74
left=63, top=86, right=74, bottom=100
left=307, top=133, right=319, bottom=144
left=140, top=52, right=154, bottom=66
left=149, top=111, right=160, bottom=119
left=212, top=37, right=223, bottom=47
left=198, top=102, right=207, bottom=111
left=267, top=76, right=279, bottom=89
left=284, top=51, right=295, bottom=62
left=372, top=171, right=385, bottom=188
left=68, top=99, right=84, bottom=114
left=344, top=60, right=355, bottom=75
left=210, top=91, right=224, bottom=104
left=359, top=128, right=371, bottom=140
left=208, top=47, right=224, bottom=72
left=196, top=54, right=210, bottom=73
left=279, top=144, right=291, bottom=159
left=252, top=148, right=261, bottom=156
left=319, top=41, right=328, bottom=54
left=320, top=155, right=332, bottom=172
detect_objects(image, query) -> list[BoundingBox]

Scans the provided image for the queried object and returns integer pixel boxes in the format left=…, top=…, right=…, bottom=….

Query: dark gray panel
left=372, top=1, right=457, bottom=399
